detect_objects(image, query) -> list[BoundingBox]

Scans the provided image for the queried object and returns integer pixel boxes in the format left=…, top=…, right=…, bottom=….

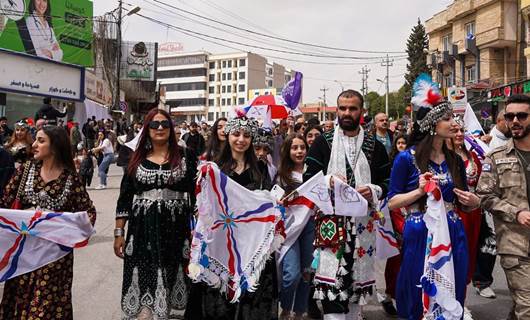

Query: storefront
left=487, top=79, right=530, bottom=112
left=0, top=49, right=85, bottom=124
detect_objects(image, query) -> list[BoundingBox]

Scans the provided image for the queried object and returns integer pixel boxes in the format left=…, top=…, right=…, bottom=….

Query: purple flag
left=282, top=72, right=303, bottom=109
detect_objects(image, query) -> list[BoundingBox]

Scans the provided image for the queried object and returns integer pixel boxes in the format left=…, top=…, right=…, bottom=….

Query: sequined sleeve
left=69, top=174, right=97, bottom=225
left=0, top=162, right=25, bottom=208
left=116, top=172, right=135, bottom=220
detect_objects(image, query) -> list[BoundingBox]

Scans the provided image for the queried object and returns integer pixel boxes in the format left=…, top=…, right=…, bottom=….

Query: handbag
left=11, top=161, right=31, bottom=209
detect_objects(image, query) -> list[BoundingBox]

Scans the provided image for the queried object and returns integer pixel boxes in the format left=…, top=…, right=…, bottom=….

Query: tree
left=404, top=18, right=430, bottom=101
left=365, top=91, right=384, bottom=115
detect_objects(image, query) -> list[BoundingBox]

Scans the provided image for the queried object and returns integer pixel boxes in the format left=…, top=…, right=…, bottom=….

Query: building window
left=157, top=68, right=207, bottom=79
left=222, top=86, right=226, bottom=93
left=267, top=80, right=273, bottom=87
left=227, top=99, right=231, bottom=106
left=209, top=74, right=215, bottom=81
left=163, top=82, right=207, bottom=91
left=267, top=68, right=273, bottom=76
left=228, top=60, right=232, bottom=68
left=442, top=34, right=452, bottom=52
left=208, top=99, right=214, bottom=106
left=208, top=86, right=214, bottom=94
left=465, top=22, right=475, bottom=38
left=222, top=73, right=226, bottom=81
left=209, top=62, right=215, bottom=69
left=157, top=55, right=206, bottom=67
left=239, top=72, right=245, bottom=80
left=238, top=97, right=245, bottom=105
left=239, top=59, right=246, bottom=67
left=444, top=72, right=454, bottom=88
left=466, top=65, right=476, bottom=83
left=166, top=98, right=206, bottom=107
left=208, top=112, right=214, bottom=121
left=238, top=84, right=245, bottom=92
left=227, top=73, right=232, bottom=80
left=221, top=98, right=225, bottom=106
left=222, top=61, right=226, bottom=68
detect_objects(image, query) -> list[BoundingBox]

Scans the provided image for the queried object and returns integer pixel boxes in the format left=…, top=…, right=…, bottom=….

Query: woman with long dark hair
left=186, top=115, right=276, bottom=320
left=388, top=77, right=479, bottom=319
left=25, top=0, right=63, bottom=60
left=203, top=117, right=227, bottom=161
left=0, top=126, right=96, bottom=319
left=276, top=133, right=314, bottom=320
left=114, top=108, right=197, bottom=319
left=303, top=125, right=322, bottom=148
left=4, top=119, right=34, bottom=166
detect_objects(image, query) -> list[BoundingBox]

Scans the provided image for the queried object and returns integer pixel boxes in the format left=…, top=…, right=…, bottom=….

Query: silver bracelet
left=114, top=228, right=125, bottom=238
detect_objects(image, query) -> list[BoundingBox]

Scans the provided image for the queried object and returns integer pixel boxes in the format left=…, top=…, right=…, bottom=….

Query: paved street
left=0, top=164, right=514, bottom=319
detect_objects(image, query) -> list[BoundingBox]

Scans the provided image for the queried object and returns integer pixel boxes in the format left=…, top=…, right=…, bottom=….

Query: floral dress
left=0, top=161, right=96, bottom=320
left=116, top=152, right=197, bottom=319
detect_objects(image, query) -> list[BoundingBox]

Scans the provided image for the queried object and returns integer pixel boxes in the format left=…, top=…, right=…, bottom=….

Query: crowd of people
left=0, top=86, right=529, bottom=320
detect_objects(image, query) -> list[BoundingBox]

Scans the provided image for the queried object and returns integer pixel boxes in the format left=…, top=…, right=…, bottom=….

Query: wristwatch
left=114, top=228, right=125, bottom=238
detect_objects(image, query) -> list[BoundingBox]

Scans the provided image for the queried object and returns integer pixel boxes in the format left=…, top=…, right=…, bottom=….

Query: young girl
left=277, top=134, right=313, bottom=320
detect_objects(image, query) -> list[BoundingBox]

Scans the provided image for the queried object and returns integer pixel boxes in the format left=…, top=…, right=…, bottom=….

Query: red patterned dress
left=0, top=161, right=96, bottom=319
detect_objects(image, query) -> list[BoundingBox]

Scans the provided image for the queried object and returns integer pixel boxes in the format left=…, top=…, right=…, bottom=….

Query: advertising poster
left=0, top=0, right=93, bottom=66
left=121, top=41, right=157, bottom=81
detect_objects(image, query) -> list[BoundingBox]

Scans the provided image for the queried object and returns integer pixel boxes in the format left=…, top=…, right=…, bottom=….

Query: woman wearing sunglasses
left=114, top=108, right=198, bottom=319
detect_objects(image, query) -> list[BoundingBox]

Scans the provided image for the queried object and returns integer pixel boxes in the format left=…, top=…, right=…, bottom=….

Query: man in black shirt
left=182, top=122, right=205, bottom=156
left=34, top=97, right=67, bottom=126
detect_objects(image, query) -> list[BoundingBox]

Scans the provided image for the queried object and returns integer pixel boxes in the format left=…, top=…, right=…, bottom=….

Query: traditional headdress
left=15, top=119, right=30, bottom=129
left=411, top=73, right=453, bottom=135
left=454, top=114, right=465, bottom=129
left=224, top=115, right=259, bottom=139
left=253, top=128, right=274, bottom=151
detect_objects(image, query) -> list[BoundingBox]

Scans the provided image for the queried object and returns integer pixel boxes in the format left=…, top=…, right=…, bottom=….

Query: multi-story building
left=157, top=51, right=209, bottom=123
left=426, top=0, right=521, bottom=89
left=157, top=50, right=297, bottom=123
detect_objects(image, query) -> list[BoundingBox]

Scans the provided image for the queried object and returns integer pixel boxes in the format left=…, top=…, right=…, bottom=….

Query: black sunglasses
left=148, top=120, right=171, bottom=129
left=504, top=112, right=529, bottom=122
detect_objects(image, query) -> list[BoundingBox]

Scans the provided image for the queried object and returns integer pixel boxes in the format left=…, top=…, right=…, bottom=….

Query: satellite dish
left=0, top=0, right=26, bottom=22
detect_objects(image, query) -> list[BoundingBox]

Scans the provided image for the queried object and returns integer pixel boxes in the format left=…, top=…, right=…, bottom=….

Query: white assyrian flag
left=375, top=199, right=400, bottom=260
left=0, top=209, right=94, bottom=281
left=278, top=196, right=315, bottom=263
left=295, top=171, right=333, bottom=215
left=421, top=183, right=463, bottom=320
left=333, top=176, right=368, bottom=217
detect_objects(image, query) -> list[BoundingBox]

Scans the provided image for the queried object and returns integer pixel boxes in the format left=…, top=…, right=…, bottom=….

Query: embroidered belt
left=405, top=202, right=455, bottom=216
left=134, top=189, right=188, bottom=202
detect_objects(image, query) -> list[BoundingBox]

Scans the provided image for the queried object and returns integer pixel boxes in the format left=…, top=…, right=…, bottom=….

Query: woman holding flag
left=186, top=115, right=277, bottom=320
left=0, top=126, right=96, bottom=319
left=388, top=74, right=479, bottom=320
left=114, top=108, right=197, bottom=319
left=276, top=133, right=313, bottom=320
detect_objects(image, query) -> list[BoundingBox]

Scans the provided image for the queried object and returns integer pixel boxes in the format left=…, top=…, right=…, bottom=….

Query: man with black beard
left=477, top=94, right=530, bottom=319
left=304, top=90, right=390, bottom=320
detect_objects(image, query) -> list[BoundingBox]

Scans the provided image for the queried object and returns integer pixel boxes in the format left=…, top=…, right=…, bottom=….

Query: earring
left=145, top=138, right=152, bottom=150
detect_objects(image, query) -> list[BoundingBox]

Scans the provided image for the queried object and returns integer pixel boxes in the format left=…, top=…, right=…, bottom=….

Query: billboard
left=0, top=0, right=93, bottom=66
left=0, top=49, right=84, bottom=101
left=121, top=41, right=157, bottom=81
left=447, top=86, right=467, bottom=114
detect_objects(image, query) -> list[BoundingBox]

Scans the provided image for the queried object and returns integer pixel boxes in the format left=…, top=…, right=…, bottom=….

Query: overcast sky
left=94, top=0, right=454, bottom=105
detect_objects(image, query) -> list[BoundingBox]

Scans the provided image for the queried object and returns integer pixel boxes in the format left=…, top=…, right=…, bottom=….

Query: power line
left=149, top=0, right=406, bottom=55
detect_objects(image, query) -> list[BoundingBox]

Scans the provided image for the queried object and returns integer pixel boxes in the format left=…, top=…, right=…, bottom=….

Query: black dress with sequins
left=116, top=152, right=197, bottom=319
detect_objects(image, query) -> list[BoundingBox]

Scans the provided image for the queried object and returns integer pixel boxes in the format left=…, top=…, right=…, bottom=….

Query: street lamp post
left=377, top=77, right=389, bottom=115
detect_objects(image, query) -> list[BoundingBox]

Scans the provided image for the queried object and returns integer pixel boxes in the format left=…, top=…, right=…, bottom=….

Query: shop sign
left=447, top=87, right=467, bottom=114
left=121, top=41, right=157, bottom=81
left=85, top=72, right=112, bottom=105
left=488, top=81, right=528, bottom=101
left=0, top=49, right=84, bottom=101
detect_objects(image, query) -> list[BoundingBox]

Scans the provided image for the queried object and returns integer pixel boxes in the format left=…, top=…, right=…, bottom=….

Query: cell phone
left=270, top=184, right=285, bottom=201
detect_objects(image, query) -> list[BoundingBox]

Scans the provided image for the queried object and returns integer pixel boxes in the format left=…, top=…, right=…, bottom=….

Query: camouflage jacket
left=476, top=139, right=530, bottom=257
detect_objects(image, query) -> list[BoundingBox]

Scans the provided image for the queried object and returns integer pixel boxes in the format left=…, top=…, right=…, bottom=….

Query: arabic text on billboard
left=0, top=0, right=93, bottom=66
left=121, top=41, right=157, bottom=81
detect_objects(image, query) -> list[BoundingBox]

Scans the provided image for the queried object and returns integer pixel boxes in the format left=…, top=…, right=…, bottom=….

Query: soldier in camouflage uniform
left=476, top=94, right=530, bottom=320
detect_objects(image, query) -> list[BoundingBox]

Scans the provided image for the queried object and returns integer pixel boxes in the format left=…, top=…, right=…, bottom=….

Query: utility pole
left=359, top=65, right=370, bottom=108
left=115, top=0, right=123, bottom=112
left=320, top=86, right=329, bottom=121
left=381, top=54, right=394, bottom=115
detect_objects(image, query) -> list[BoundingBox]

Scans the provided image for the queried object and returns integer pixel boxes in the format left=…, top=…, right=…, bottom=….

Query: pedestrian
left=388, top=132, right=408, bottom=162
left=0, top=116, right=13, bottom=145
left=4, top=119, right=33, bottom=166
left=277, top=133, right=313, bottom=320
left=303, top=125, right=322, bottom=148
left=70, top=122, right=82, bottom=155
left=304, top=90, right=391, bottom=319
left=185, top=115, right=276, bottom=320
left=203, top=117, right=227, bottom=161
left=323, top=120, right=334, bottom=133
left=272, top=118, right=292, bottom=166
left=114, top=108, right=197, bottom=319
left=0, top=126, right=96, bottom=319
left=254, top=128, right=277, bottom=182
left=200, top=121, right=211, bottom=142
left=476, top=94, right=530, bottom=319
left=34, top=97, right=67, bottom=126
left=388, top=77, right=479, bottom=319
left=116, top=125, right=136, bottom=175
left=182, top=122, right=206, bottom=157
left=82, top=119, right=97, bottom=149
left=373, top=112, right=393, bottom=155
left=294, top=122, right=306, bottom=135
left=91, top=130, right=114, bottom=190
left=489, top=109, right=512, bottom=150
left=77, top=147, right=96, bottom=188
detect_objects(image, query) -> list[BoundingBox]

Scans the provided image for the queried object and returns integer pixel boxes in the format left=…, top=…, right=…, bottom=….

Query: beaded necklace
left=24, top=163, right=72, bottom=210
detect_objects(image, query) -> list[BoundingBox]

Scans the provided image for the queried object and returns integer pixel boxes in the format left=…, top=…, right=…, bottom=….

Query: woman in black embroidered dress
left=114, top=108, right=197, bottom=319
left=185, top=116, right=276, bottom=320
left=0, top=126, right=96, bottom=320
